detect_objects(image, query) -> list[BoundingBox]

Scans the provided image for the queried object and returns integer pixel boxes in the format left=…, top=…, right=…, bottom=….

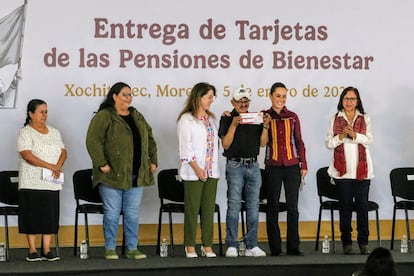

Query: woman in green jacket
left=86, top=82, right=157, bottom=260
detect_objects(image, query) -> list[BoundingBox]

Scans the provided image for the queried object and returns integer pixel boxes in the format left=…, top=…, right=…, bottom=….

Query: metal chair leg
left=4, top=215, right=10, bottom=261
left=84, top=213, right=90, bottom=256
left=405, top=208, right=411, bottom=252
left=375, top=209, right=381, bottom=247
left=168, top=211, right=174, bottom=256
left=74, top=210, right=79, bottom=256
left=156, top=208, right=162, bottom=256
left=391, top=206, right=397, bottom=250
left=241, top=208, right=246, bottom=237
left=330, top=208, right=336, bottom=253
left=216, top=207, right=223, bottom=256
left=55, top=232, right=60, bottom=257
left=315, top=207, right=322, bottom=251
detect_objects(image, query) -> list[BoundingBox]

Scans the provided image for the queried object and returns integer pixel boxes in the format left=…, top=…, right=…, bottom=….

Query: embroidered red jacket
left=263, top=106, right=307, bottom=170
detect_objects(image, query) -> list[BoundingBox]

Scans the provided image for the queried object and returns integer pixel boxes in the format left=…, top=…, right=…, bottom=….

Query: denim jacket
left=86, top=107, right=158, bottom=189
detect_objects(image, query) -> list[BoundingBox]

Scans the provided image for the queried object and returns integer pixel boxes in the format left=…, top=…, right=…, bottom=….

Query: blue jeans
left=99, top=184, right=143, bottom=251
left=335, top=178, right=370, bottom=246
left=225, top=160, right=261, bottom=249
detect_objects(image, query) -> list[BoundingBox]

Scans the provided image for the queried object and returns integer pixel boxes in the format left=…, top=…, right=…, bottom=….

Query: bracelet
left=263, top=125, right=269, bottom=129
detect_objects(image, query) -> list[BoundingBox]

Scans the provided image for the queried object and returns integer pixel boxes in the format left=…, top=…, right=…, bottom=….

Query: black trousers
left=335, top=178, right=370, bottom=246
left=264, top=164, right=301, bottom=254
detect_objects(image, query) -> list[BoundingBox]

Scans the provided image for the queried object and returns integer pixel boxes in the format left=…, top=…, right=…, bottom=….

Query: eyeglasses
left=236, top=100, right=250, bottom=106
left=343, top=97, right=357, bottom=102
left=121, top=93, right=133, bottom=98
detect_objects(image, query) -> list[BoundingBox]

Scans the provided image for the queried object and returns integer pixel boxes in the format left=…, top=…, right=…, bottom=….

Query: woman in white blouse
left=177, top=82, right=219, bottom=258
left=17, top=99, right=67, bottom=262
left=325, top=87, right=373, bottom=255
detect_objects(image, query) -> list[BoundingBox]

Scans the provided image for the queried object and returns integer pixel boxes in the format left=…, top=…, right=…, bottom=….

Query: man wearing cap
left=219, top=86, right=271, bottom=257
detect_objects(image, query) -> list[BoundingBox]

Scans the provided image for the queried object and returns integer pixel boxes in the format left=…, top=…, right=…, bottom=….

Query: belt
left=229, top=157, right=257, bottom=165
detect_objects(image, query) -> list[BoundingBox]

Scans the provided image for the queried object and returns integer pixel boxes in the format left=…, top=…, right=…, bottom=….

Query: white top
left=177, top=112, right=220, bottom=181
left=17, top=125, right=65, bottom=190
left=325, top=110, right=374, bottom=179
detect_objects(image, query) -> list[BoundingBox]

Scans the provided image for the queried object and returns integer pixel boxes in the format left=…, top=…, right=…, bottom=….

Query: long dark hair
left=270, top=82, right=287, bottom=94
left=363, top=247, right=396, bottom=276
left=177, top=82, right=216, bottom=121
left=336, top=86, right=365, bottom=114
left=24, top=99, right=46, bottom=126
left=97, top=82, right=131, bottom=112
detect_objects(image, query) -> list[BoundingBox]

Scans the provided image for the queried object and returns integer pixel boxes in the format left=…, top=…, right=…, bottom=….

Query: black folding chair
left=390, top=167, right=414, bottom=251
left=156, top=168, right=223, bottom=256
left=0, top=171, right=19, bottom=261
left=314, top=167, right=380, bottom=252
left=0, top=170, right=59, bottom=260
left=73, top=169, right=125, bottom=256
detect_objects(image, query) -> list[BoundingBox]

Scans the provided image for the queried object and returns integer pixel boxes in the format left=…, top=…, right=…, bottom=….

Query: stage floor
left=1, top=241, right=413, bottom=275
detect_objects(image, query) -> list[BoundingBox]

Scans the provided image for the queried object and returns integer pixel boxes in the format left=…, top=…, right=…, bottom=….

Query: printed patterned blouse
left=200, top=115, right=214, bottom=177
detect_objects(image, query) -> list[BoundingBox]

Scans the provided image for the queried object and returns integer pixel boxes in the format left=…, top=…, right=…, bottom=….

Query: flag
left=0, top=3, right=26, bottom=108
left=0, top=5, right=25, bottom=68
left=0, top=70, right=18, bottom=106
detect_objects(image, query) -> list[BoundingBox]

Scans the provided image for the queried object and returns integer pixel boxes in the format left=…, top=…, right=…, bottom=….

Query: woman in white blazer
left=177, top=82, right=219, bottom=258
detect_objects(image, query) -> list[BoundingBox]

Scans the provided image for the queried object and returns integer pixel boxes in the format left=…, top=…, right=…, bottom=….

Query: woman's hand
left=150, top=163, right=157, bottom=173
left=52, top=171, right=62, bottom=179
left=189, top=161, right=207, bottom=182
left=340, top=124, right=356, bottom=140
left=100, top=164, right=111, bottom=173
left=262, top=113, right=271, bottom=128
left=300, top=169, right=308, bottom=178
left=195, top=167, right=207, bottom=182
left=49, top=164, right=62, bottom=179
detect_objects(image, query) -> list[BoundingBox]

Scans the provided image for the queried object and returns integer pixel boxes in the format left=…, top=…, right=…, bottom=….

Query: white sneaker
left=225, top=247, right=238, bottom=257
left=245, top=246, right=266, bottom=257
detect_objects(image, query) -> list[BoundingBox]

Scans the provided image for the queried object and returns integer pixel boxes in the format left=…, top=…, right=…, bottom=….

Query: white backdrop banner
left=1, top=0, right=414, bottom=225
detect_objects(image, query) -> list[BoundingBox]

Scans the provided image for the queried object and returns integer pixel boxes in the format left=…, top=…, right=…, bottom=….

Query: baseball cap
left=232, top=86, right=251, bottom=101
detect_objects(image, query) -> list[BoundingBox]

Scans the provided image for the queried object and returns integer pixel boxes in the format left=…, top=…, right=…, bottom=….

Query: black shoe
left=26, top=252, right=42, bottom=262
left=287, top=249, right=304, bottom=256
left=271, top=249, right=282, bottom=256
left=41, top=252, right=60, bottom=261
left=359, top=245, right=371, bottom=255
left=343, top=245, right=354, bottom=255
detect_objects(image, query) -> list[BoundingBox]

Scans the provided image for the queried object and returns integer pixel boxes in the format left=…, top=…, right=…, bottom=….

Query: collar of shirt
left=267, top=106, right=288, bottom=117
left=230, top=108, right=250, bottom=117
left=337, top=110, right=362, bottom=122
